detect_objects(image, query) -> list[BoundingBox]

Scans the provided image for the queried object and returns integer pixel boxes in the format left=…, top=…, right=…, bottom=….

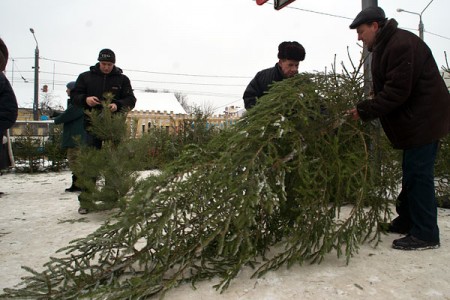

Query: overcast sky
left=2, top=0, right=449, bottom=114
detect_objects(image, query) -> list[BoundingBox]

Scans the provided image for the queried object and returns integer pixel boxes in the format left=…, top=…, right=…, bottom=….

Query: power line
left=40, top=56, right=252, bottom=79
left=424, top=31, right=450, bottom=41
left=261, top=1, right=450, bottom=41
left=9, top=58, right=29, bottom=84
left=259, top=1, right=352, bottom=20
left=398, top=26, right=450, bottom=41
left=284, top=4, right=353, bottom=20
left=11, top=57, right=249, bottom=98
left=40, top=57, right=90, bottom=67
left=133, top=86, right=241, bottom=99
left=132, top=79, right=246, bottom=88
left=6, top=65, right=241, bottom=113
left=10, top=56, right=34, bottom=60
left=127, top=68, right=251, bottom=79
left=213, top=99, right=244, bottom=111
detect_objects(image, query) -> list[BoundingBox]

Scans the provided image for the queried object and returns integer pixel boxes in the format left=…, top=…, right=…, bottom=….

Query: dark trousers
left=85, top=132, right=103, bottom=150
left=78, top=133, right=103, bottom=208
left=396, top=141, right=439, bottom=243
left=0, top=132, right=12, bottom=171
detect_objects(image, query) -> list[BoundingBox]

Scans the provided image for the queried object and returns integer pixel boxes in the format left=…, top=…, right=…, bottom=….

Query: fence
left=4, top=120, right=66, bottom=172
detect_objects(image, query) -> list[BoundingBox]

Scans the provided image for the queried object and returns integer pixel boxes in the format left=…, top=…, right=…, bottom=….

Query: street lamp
left=29, top=28, right=39, bottom=120
left=397, top=0, right=434, bottom=40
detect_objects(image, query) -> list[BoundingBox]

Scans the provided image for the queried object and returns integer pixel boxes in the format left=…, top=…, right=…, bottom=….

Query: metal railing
left=4, top=120, right=66, bottom=172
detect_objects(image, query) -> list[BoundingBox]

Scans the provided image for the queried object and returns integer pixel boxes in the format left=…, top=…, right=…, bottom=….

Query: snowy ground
left=1, top=170, right=450, bottom=299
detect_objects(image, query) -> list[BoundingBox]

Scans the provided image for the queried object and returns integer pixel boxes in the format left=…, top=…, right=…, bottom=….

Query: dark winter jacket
left=72, top=63, right=136, bottom=126
left=357, top=19, right=450, bottom=149
left=0, top=72, right=18, bottom=135
left=243, top=63, right=284, bottom=109
left=53, top=97, right=86, bottom=149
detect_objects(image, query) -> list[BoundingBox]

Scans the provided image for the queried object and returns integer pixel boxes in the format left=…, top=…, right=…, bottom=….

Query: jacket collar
left=371, top=19, right=398, bottom=53
left=90, top=63, right=123, bottom=75
left=274, top=63, right=285, bottom=80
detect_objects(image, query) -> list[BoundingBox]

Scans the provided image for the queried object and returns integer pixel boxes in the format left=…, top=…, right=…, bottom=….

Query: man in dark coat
left=0, top=38, right=18, bottom=197
left=72, top=48, right=136, bottom=143
left=72, top=48, right=136, bottom=214
left=243, top=41, right=306, bottom=110
left=348, top=7, right=450, bottom=250
left=53, top=81, right=86, bottom=192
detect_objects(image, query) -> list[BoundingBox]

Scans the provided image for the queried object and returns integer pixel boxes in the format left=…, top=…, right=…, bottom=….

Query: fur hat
left=97, top=48, right=115, bottom=63
left=278, top=41, right=306, bottom=61
left=66, top=81, right=76, bottom=90
left=349, top=7, right=386, bottom=29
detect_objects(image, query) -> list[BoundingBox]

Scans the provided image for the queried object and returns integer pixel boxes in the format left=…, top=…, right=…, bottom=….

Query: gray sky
left=2, top=0, right=449, bottom=114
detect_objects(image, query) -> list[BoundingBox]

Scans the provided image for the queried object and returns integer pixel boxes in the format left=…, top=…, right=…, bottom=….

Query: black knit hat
left=97, top=48, right=116, bottom=63
left=66, top=81, right=76, bottom=90
left=278, top=41, right=306, bottom=61
left=349, top=7, right=387, bottom=29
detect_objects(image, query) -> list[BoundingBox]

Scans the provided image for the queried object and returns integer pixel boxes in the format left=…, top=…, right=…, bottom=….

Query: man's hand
left=86, top=96, right=101, bottom=107
left=109, top=103, right=117, bottom=112
left=347, top=108, right=360, bottom=121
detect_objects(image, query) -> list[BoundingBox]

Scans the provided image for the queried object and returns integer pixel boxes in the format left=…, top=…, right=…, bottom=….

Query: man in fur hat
left=243, top=41, right=306, bottom=109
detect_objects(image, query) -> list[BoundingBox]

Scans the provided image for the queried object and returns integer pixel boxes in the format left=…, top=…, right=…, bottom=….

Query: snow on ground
left=1, top=170, right=450, bottom=299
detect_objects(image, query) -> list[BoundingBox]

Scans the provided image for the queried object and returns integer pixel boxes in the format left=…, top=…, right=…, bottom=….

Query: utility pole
left=397, top=0, right=434, bottom=41
left=361, top=0, right=381, bottom=171
left=361, top=0, right=377, bottom=98
left=30, top=28, right=39, bottom=121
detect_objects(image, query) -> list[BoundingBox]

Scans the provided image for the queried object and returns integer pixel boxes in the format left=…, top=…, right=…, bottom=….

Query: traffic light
left=274, top=0, right=296, bottom=10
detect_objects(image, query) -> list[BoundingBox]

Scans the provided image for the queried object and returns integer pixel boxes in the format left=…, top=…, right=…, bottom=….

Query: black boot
left=65, top=174, right=82, bottom=192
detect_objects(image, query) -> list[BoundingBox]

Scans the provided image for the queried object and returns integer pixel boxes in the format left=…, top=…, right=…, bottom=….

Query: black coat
left=243, top=63, right=284, bottom=109
left=0, top=73, right=18, bottom=134
left=357, top=19, right=450, bottom=149
left=72, top=63, right=136, bottom=121
left=53, top=97, right=86, bottom=149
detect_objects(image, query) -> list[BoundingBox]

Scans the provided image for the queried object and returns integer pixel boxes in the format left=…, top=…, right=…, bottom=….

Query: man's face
left=356, top=22, right=378, bottom=49
left=99, top=61, right=114, bottom=74
left=279, top=59, right=300, bottom=78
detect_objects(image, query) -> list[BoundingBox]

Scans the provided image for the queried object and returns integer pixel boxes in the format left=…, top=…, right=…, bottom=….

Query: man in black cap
left=243, top=41, right=306, bottom=109
left=73, top=48, right=135, bottom=117
left=72, top=48, right=136, bottom=214
left=348, top=7, right=450, bottom=250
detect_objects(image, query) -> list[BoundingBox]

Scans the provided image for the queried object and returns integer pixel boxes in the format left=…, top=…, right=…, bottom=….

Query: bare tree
left=200, top=100, right=215, bottom=116
left=174, top=92, right=191, bottom=113
left=39, top=92, right=64, bottom=117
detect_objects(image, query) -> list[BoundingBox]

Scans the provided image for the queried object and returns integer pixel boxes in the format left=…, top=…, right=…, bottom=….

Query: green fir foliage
left=2, top=72, right=402, bottom=299
left=73, top=96, right=142, bottom=211
left=12, top=124, right=44, bottom=173
left=72, top=96, right=221, bottom=212
left=435, top=64, right=450, bottom=203
left=44, top=125, right=68, bottom=172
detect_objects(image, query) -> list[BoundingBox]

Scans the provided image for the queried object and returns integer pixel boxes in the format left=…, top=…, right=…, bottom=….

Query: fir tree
left=74, top=92, right=142, bottom=211
left=1, top=72, right=401, bottom=299
left=435, top=59, right=450, bottom=202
